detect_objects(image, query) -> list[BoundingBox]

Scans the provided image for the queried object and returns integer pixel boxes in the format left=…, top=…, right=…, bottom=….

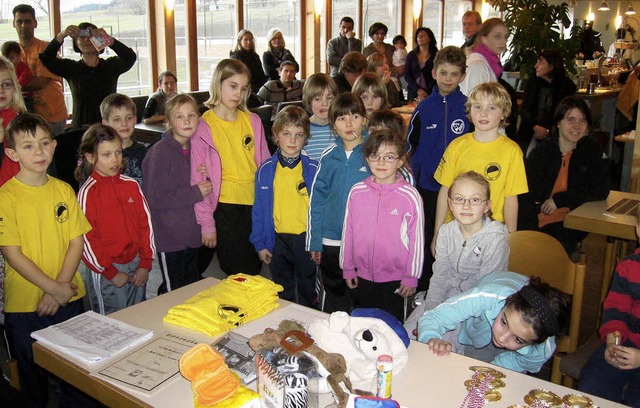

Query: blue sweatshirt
left=407, top=86, right=469, bottom=192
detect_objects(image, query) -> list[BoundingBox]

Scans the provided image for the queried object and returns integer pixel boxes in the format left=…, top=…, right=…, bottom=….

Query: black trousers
left=214, top=203, right=262, bottom=275
left=319, top=245, right=354, bottom=313
left=158, top=247, right=201, bottom=294
left=417, top=187, right=437, bottom=292
left=270, top=233, right=318, bottom=308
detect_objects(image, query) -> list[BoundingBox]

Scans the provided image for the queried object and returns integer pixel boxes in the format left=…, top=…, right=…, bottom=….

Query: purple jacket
left=190, top=111, right=270, bottom=235
left=340, top=176, right=425, bottom=287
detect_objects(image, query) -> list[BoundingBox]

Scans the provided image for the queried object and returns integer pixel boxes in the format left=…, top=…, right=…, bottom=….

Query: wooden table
left=33, top=278, right=628, bottom=407
left=564, top=190, right=639, bottom=302
left=391, top=105, right=415, bottom=126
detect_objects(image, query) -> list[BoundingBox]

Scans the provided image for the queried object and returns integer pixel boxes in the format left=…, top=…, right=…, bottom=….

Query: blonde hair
left=205, top=59, right=250, bottom=112
left=266, top=28, right=285, bottom=52
left=449, top=170, right=493, bottom=219
left=352, top=72, right=389, bottom=110
left=0, top=56, right=26, bottom=114
left=366, top=52, right=389, bottom=73
left=165, top=94, right=199, bottom=129
left=234, top=29, right=255, bottom=52
left=271, top=106, right=310, bottom=144
left=465, top=82, right=512, bottom=127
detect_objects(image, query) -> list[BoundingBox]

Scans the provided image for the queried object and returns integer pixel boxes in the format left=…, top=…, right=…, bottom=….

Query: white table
left=34, top=278, right=628, bottom=407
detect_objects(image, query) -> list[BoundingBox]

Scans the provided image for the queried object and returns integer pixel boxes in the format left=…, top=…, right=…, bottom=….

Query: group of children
left=0, top=35, right=636, bottom=406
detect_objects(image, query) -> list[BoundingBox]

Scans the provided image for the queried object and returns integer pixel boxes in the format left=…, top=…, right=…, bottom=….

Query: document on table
left=97, top=332, right=200, bottom=393
left=31, top=311, right=153, bottom=364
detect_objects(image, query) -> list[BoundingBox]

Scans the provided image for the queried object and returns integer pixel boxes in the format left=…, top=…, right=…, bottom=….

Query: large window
left=331, top=0, right=358, bottom=36
left=363, top=0, right=401, bottom=45
left=0, top=0, right=51, bottom=43
left=422, top=0, right=472, bottom=48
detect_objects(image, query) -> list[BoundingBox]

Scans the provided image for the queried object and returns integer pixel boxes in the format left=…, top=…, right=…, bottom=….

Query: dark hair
left=5, top=113, right=51, bottom=149
left=505, top=277, right=570, bottom=343
left=72, top=22, right=100, bottom=54
left=537, top=50, right=568, bottom=79
left=271, top=106, right=310, bottom=143
left=414, top=27, right=438, bottom=57
left=367, top=109, right=406, bottom=136
left=363, top=128, right=406, bottom=158
left=433, top=45, right=467, bottom=75
left=368, top=22, right=388, bottom=39
left=329, top=93, right=366, bottom=128
left=158, top=70, right=177, bottom=84
left=449, top=171, right=493, bottom=219
left=553, top=95, right=593, bottom=129
left=100, top=93, right=137, bottom=121
left=1, top=41, right=21, bottom=59
left=279, top=60, right=297, bottom=70
left=339, top=51, right=367, bottom=74
left=463, top=10, right=482, bottom=25
left=12, top=4, right=35, bottom=19
left=392, top=35, right=407, bottom=48
left=75, top=124, right=123, bottom=182
left=340, top=16, right=355, bottom=26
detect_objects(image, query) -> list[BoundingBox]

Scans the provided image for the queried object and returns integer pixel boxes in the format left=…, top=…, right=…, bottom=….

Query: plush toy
left=307, top=308, right=410, bottom=392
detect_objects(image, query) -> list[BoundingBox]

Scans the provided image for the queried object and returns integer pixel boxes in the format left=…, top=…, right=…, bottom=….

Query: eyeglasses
left=368, top=154, right=399, bottom=163
left=450, top=196, right=487, bottom=206
left=0, top=82, right=15, bottom=91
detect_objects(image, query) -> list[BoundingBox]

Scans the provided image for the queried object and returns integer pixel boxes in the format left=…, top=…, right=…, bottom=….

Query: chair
left=250, top=105, right=277, bottom=154
left=508, top=230, right=586, bottom=387
left=276, top=100, right=304, bottom=114
left=131, top=95, right=149, bottom=123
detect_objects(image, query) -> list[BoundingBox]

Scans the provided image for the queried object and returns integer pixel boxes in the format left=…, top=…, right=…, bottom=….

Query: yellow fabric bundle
left=195, top=386, right=260, bottom=408
left=164, top=274, right=283, bottom=337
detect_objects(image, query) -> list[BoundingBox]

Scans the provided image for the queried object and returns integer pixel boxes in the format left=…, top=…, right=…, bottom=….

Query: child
left=250, top=106, right=319, bottom=307
left=301, top=73, right=338, bottom=160
left=101, top=93, right=146, bottom=185
left=0, top=113, right=90, bottom=407
left=407, top=45, right=469, bottom=291
left=368, top=108, right=406, bottom=135
left=306, top=92, right=370, bottom=313
left=77, top=124, right=156, bottom=315
left=433, top=82, right=527, bottom=251
left=418, top=271, right=570, bottom=374
left=366, top=53, right=403, bottom=108
left=405, top=171, right=509, bottom=338
left=0, top=55, right=27, bottom=186
left=191, top=58, right=270, bottom=275
left=352, top=72, right=389, bottom=117
left=578, top=210, right=640, bottom=405
left=1, top=41, right=33, bottom=112
left=392, top=35, right=408, bottom=77
left=142, top=94, right=211, bottom=294
left=340, top=128, right=424, bottom=321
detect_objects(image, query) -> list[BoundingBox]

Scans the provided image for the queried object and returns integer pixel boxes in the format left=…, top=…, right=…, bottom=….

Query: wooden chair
left=508, top=230, right=586, bottom=387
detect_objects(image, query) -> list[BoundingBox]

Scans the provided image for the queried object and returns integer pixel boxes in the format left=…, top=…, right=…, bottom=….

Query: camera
left=79, top=29, right=90, bottom=37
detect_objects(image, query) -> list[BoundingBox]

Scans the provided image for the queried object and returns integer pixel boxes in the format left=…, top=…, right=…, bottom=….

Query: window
left=196, top=0, right=237, bottom=90
left=331, top=0, right=358, bottom=37
left=422, top=0, right=442, bottom=47
left=0, top=0, right=52, bottom=44
left=442, top=0, right=471, bottom=47
left=362, top=0, right=401, bottom=45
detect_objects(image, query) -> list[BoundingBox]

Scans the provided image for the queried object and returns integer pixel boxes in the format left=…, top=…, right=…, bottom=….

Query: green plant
left=490, top=0, right=583, bottom=76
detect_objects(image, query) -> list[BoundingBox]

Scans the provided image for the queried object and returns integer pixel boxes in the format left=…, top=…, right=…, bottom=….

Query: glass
left=0, top=82, right=15, bottom=91
left=196, top=0, right=237, bottom=90
left=422, top=0, right=442, bottom=45
left=0, top=0, right=52, bottom=44
left=450, top=196, right=487, bottom=206
left=331, top=0, right=358, bottom=38
left=369, top=154, right=399, bottom=163
left=442, top=0, right=472, bottom=47
left=363, top=0, right=401, bottom=47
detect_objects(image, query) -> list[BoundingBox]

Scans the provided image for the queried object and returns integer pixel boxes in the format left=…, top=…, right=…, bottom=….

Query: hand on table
left=427, top=338, right=452, bottom=356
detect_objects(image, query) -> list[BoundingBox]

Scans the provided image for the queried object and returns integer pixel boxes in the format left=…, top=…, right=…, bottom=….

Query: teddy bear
left=307, top=308, right=410, bottom=392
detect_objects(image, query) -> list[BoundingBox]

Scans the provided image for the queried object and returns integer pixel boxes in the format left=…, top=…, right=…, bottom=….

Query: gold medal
left=468, top=365, right=506, bottom=378
left=563, top=393, right=593, bottom=407
left=524, top=389, right=563, bottom=407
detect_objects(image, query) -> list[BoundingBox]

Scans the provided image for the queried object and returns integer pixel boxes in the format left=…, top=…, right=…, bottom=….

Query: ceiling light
left=598, top=0, right=610, bottom=11
left=626, top=4, right=637, bottom=15
left=568, top=0, right=577, bottom=8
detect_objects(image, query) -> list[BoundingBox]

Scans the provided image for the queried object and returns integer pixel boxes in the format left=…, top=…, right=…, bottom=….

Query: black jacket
left=230, top=49, right=269, bottom=94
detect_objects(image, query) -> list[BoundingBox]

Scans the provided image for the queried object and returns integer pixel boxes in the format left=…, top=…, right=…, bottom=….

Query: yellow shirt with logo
left=205, top=110, right=257, bottom=205
left=434, top=133, right=528, bottom=222
left=273, top=162, right=309, bottom=234
left=0, top=177, right=90, bottom=312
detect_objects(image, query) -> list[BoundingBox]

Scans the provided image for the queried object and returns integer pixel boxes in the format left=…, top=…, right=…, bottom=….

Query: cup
left=587, top=83, right=596, bottom=95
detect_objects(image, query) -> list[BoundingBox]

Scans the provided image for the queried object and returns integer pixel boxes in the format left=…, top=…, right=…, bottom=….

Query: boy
left=433, top=82, right=527, bottom=249
left=1, top=41, right=34, bottom=112
left=407, top=46, right=469, bottom=290
left=0, top=113, right=91, bottom=407
left=250, top=106, right=319, bottom=307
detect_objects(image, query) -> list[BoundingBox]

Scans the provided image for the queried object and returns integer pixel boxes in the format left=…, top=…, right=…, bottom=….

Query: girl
left=142, top=70, right=178, bottom=124
left=419, top=271, right=570, bottom=374
left=230, top=29, right=268, bottom=94
left=262, top=28, right=299, bottom=80
left=306, top=93, right=370, bottom=313
left=191, top=59, right=270, bottom=276
left=405, top=171, right=509, bottom=338
left=301, top=73, right=338, bottom=160
left=0, top=55, right=27, bottom=186
left=340, top=129, right=424, bottom=321
left=142, top=94, right=212, bottom=293
left=392, top=35, right=408, bottom=77
left=352, top=72, right=389, bottom=117
left=366, top=52, right=403, bottom=108
left=76, top=124, right=156, bottom=315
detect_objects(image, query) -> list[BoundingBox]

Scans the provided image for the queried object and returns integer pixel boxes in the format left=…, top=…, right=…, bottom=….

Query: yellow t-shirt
left=0, top=177, right=90, bottom=312
left=273, top=162, right=309, bottom=234
left=204, top=110, right=257, bottom=205
left=434, top=133, right=528, bottom=222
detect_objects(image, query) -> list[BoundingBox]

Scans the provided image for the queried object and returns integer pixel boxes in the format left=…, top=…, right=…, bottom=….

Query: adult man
left=13, top=4, right=67, bottom=136
left=257, top=61, right=304, bottom=114
left=327, top=17, right=362, bottom=76
left=332, top=51, right=367, bottom=94
left=461, top=10, right=482, bottom=51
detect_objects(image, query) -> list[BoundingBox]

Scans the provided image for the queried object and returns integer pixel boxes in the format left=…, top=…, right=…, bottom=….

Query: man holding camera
left=327, top=17, right=362, bottom=77
left=12, top=4, right=67, bottom=136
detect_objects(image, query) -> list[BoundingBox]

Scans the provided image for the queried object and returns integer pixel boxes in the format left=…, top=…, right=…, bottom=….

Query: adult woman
left=262, top=28, right=298, bottom=81
left=404, top=27, right=437, bottom=101
left=230, top=29, right=268, bottom=94
left=366, top=52, right=402, bottom=107
left=40, top=22, right=136, bottom=127
left=459, top=18, right=508, bottom=96
left=142, top=70, right=178, bottom=124
left=518, top=96, right=610, bottom=255
left=363, top=22, right=395, bottom=69
left=516, top=50, right=577, bottom=156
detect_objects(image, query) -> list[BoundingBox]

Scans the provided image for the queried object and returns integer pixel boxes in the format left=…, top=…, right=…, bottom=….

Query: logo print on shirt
left=54, top=202, right=69, bottom=223
left=451, top=119, right=466, bottom=135
left=390, top=208, right=399, bottom=215
left=484, top=162, right=501, bottom=181
left=243, top=134, right=255, bottom=151
left=296, top=179, right=308, bottom=196
left=128, top=197, right=134, bottom=203
left=359, top=166, right=367, bottom=172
